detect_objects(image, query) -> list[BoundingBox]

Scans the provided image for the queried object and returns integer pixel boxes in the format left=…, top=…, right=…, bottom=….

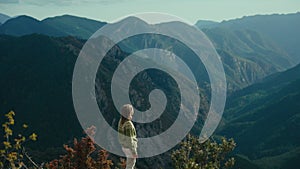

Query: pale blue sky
left=0, top=0, right=299, bottom=23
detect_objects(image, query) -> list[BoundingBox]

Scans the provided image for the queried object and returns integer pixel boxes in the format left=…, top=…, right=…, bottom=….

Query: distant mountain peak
left=117, top=16, right=149, bottom=25
left=0, top=13, right=11, bottom=24
left=41, top=14, right=106, bottom=39
left=11, top=15, right=39, bottom=21
left=195, top=20, right=218, bottom=29
left=104, top=16, right=150, bottom=33
left=42, top=14, right=106, bottom=24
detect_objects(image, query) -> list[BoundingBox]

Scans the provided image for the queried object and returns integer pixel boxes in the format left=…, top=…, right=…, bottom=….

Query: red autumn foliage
left=45, top=126, right=124, bottom=169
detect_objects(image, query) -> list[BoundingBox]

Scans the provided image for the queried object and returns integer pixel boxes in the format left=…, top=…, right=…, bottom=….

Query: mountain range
left=197, top=12, right=300, bottom=64
left=0, top=12, right=299, bottom=168
left=0, top=14, right=106, bottom=39
left=2, top=13, right=299, bottom=91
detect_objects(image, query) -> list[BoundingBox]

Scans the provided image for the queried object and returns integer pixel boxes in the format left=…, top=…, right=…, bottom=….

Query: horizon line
left=1, top=11, right=299, bottom=25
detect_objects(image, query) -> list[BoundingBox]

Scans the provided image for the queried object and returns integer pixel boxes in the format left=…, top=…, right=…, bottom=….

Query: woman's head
left=121, top=104, right=134, bottom=120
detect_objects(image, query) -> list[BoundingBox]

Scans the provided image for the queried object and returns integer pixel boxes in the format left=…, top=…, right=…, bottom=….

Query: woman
left=118, top=104, right=138, bottom=169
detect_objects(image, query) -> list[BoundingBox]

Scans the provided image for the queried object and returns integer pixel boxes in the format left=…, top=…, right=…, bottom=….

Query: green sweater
left=118, top=119, right=138, bottom=155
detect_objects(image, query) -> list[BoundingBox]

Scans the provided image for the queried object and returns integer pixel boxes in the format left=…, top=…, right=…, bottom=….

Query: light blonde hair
left=121, top=104, right=134, bottom=119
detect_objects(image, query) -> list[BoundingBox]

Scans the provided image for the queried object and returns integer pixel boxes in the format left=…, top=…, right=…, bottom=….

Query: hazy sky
left=0, top=0, right=299, bottom=23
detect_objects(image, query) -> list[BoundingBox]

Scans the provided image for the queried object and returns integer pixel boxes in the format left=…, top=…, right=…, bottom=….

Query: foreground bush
left=45, top=137, right=113, bottom=169
left=45, top=126, right=125, bottom=169
left=171, top=134, right=236, bottom=169
left=0, top=111, right=38, bottom=169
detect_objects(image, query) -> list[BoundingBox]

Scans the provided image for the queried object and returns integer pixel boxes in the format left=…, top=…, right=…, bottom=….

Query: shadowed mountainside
left=218, top=63, right=300, bottom=169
